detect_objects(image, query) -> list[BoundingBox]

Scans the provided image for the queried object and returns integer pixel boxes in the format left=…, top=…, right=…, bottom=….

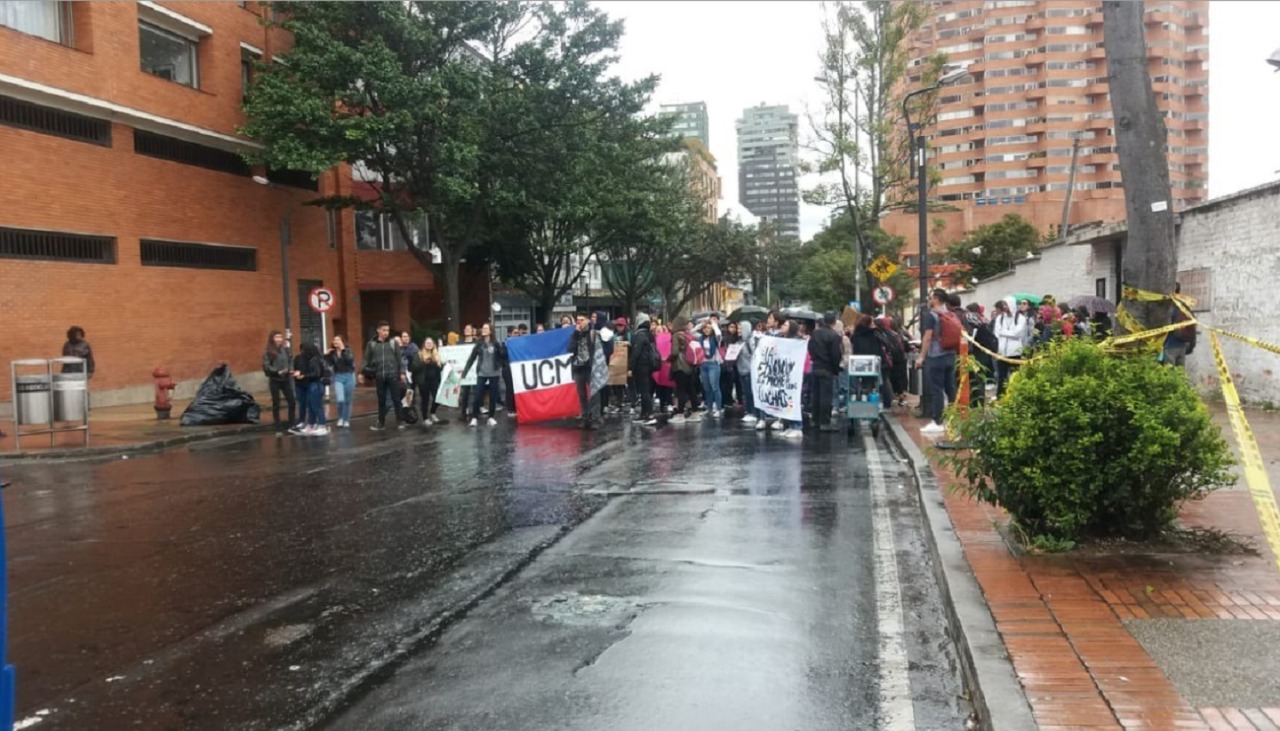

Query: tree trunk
left=438, top=246, right=463, bottom=334
left=540, top=289, right=558, bottom=330
left=1103, top=0, right=1177, bottom=331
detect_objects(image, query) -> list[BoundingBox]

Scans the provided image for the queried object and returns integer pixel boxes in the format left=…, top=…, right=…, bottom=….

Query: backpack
left=643, top=333, right=661, bottom=370
left=318, top=354, right=335, bottom=385
left=937, top=310, right=964, bottom=351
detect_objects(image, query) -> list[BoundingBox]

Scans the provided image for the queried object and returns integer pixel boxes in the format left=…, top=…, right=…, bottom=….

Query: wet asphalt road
left=1, top=412, right=971, bottom=730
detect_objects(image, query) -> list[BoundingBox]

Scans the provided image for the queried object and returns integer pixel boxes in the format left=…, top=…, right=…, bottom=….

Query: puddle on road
left=263, top=623, right=315, bottom=647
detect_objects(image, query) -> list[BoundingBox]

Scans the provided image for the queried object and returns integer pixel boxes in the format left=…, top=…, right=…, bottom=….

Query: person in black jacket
left=262, top=330, right=297, bottom=435
left=808, top=312, right=845, bottom=432
left=409, top=337, right=445, bottom=426
left=628, top=313, right=659, bottom=425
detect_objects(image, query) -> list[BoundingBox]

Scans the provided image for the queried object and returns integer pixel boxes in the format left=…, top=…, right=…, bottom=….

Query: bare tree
left=1103, top=0, right=1177, bottom=329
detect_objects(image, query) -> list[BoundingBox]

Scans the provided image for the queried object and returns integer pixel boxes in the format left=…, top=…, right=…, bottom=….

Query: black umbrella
left=691, top=310, right=725, bottom=322
left=782, top=307, right=820, bottom=323
left=1066, top=295, right=1116, bottom=315
left=728, top=305, right=769, bottom=324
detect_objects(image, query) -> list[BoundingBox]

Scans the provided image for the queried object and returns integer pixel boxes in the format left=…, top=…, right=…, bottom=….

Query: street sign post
left=308, top=288, right=334, bottom=364
left=868, top=255, right=899, bottom=282
left=872, top=284, right=896, bottom=306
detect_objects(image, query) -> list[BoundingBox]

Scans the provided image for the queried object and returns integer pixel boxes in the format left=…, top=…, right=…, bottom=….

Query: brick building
left=0, top=1, right=489, bottom=410
left=883, top=0, right=1208, bottom=261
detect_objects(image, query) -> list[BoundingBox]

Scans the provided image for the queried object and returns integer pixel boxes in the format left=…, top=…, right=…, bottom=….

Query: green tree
left=598, top=161, right=691, bottom=320
left=785, top=208, right=908, bottom=313
left=487, top=2, right=671, bottom=325
left=242, top=1, right=530, bottom=330
left=806, top=0, right=940, bottom=310
left=945, top=214, right=1044, bottom=283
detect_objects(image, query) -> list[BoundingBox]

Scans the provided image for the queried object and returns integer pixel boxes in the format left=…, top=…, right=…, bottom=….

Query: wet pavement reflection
left=2, top=415, right=969, bottom=730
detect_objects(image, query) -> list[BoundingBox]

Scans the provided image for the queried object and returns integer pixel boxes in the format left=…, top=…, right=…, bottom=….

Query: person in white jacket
left=992, top=299, right=1033, bottom=398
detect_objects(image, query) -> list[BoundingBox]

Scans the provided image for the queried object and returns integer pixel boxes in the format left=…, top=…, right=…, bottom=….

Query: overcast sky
left=603, top=0, right=1280, bottom=241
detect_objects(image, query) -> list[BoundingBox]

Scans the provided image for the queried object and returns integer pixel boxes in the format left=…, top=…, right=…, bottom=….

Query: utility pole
left=1102, top=0, right=1177, bottom=329
left=1058, top=135, right=1081, bottom=242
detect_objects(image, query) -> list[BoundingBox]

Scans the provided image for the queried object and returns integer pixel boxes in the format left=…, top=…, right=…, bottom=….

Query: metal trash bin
left=53, top=373, right=88, bottom=422
left=15, top=375, right=51, bottom=425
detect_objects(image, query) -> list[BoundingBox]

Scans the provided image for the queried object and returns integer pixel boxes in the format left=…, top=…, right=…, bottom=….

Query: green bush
left=941, top=338, right=1235, bottom=543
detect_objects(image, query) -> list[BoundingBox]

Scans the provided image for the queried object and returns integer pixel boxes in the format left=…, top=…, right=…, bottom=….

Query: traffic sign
left=308, top=287, right=335, bottom=313
left=868, top=255, right=899, bottom=282
left=872, top=284, right=896, bottom=306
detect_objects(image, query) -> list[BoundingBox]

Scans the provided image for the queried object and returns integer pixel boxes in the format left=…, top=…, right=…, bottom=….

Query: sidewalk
left=0, top=389, right=381, bottom=459
left=905, top=402, right=1280, bottom=730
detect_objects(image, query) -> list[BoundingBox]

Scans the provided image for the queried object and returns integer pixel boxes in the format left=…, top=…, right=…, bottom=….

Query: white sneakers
left=742, top=414, right=758, bottom=425
left=755, top=419, right=767, bottom=431
left=487, top=418, right=498, bottom=427
left=770, top=420, right=786, bottom=432
left=779, top=429, right=803, bottom=439
left=920, top=422, right=947, bottom=435
left=469, top=418, right=478, bottom=427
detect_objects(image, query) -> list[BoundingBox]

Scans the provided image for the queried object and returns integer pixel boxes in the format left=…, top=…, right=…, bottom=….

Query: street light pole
left=254, top=175, right=292, bottom=339
left=902, top=68, right=968, bottom=308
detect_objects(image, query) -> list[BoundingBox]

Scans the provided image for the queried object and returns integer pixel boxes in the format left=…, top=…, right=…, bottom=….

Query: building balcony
left=1085, top=10, right=1103, bottom=26
left=1026, top=155, right=1048, bottom=169
left=1025, top=16, right=1046, bottom=30
left=966, top=59, right=986, bottom=73
left=1088, top=47, right=1107, bottom=60
left=1188, top=49, right=1207, bottom=63
left=1026, top=87, right=1048, bottom=100
left=1086, top=116, right=1113, bottom=131
left=1184, top=153, right=1207, bottom=166
left=1087, top=82, right=1110, bottom=97
left=1145, top=10, right=1176, bottom=25
left=1186, top=11, right=1205, bottom=29
left=1025, top=51, right=1046, bottom=66
left=1185, top=118, right=1206, bottom=132
left=1025, top=118, right=1048, bottom=134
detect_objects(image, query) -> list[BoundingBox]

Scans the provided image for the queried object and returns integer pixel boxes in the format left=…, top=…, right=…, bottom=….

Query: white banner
left=439, top=345, right=477, bottom=387
left=436, top=363, right=462, bottom=408
left=752, top=335, right=806, bottom=421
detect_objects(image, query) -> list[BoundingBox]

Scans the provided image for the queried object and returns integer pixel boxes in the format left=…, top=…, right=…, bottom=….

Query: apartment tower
left=883, top=0, right=1208, bottom=261
left=659, top=101, right=710, bottom=150
left=736, top=104, right=801, bottom=240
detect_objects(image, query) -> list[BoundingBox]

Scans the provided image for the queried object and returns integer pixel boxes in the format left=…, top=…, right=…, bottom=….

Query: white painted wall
left=964, top=181, right=1280, bottom=405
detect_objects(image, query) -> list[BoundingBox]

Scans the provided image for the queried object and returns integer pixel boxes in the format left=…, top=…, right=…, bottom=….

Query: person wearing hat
left=809, top=312, right=845, bottom=433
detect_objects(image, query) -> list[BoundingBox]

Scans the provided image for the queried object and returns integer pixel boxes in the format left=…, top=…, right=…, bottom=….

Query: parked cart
left=846, top=355, right=882, bottom=437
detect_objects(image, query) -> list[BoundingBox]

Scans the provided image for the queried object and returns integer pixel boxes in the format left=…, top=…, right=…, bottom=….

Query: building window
left=354, top=211, right=427, bottom=251
left=134, top=130, right=251, bottom=176
left=241, top=49, right=258, bottom=100
left=327, top=210, right=338, bottom=250
left=139, top=21, right=199, bottom=88
left=0, top=226, right=115, bottom=264
left=0, top=1, right=71, bottom=44
left=1095, top=278, right=1107, bottom=299
left=140, top=239, right=256, bottom=271
left=0, top=95, right=111, bottom=146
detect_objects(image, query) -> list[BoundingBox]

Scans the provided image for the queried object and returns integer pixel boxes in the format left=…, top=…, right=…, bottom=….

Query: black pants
left=503, top=366, right=515, bottom=412
left=268, top=378, right=296, bottom=431
left=673, top=370, right=695, bottom=416
left=375, top=376, right=408, bottom=425
left=721, top=365, right=738, bottom=407
left=657, top=384, right=672, bottom=413
left=812, top=372, right=835, bottom=428
left=473, top=375, right=500, bottom=419
left=573, top=366, right=597, bottom=422
left=416, top=375, right=441, bottom=420
left=634, top=369, right=654, bottom=418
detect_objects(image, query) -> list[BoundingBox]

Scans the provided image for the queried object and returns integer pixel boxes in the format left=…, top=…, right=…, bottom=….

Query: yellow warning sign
left=868, top=255, right=899, bottom=282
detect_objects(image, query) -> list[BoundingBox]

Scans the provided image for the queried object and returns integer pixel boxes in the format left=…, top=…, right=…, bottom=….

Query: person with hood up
left=628, top=313, right=660, bottom=425
left=737, top=320, right=761, bottom=425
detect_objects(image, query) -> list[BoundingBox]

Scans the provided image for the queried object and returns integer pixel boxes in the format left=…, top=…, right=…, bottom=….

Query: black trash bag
left=180, top=364, right=262, bottom=426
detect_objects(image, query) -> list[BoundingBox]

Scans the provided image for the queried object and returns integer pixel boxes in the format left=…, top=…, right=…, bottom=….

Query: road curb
left=882, top=414, right=1036, bottom=731
left=1, top=409, right=381, bottom=462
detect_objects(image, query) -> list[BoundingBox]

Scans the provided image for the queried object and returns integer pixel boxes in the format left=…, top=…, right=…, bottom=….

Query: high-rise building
left=882, top=0, right=1208, bottom=262
left=736, top=104, right=801, bottom=240
left=659, top=101, right=710, bottom=149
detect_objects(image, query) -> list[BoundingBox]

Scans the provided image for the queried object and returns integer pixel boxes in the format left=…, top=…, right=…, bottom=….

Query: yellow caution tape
left=961, top=329, right=1032, bottom=366
left=1211, top=331, right=1280, bottom=573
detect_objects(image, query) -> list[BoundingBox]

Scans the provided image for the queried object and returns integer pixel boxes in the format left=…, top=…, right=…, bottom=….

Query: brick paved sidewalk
left=0, top=388, right=380, bottom=458
left=906, top=403, right=1280, bottom=730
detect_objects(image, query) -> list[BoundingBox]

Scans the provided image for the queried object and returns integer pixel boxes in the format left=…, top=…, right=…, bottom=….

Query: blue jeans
left=332, top=372, right=355, bottom=422
left=924, top=353, right=958, bottom=424
left=307, top=382, right=326, bottom=427
left=739, top=371, right=755, bottom=414
left=295, top=381, right=312, bottom=426
left=699, top=362, right=722, bottom=412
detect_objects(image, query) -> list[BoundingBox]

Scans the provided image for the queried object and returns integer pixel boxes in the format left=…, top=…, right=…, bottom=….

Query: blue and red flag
left=506, top=328, right=580, bottom=424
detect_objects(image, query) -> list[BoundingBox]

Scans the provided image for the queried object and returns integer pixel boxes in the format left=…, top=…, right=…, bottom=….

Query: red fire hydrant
left=152, top=367, right=177, bottom=419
